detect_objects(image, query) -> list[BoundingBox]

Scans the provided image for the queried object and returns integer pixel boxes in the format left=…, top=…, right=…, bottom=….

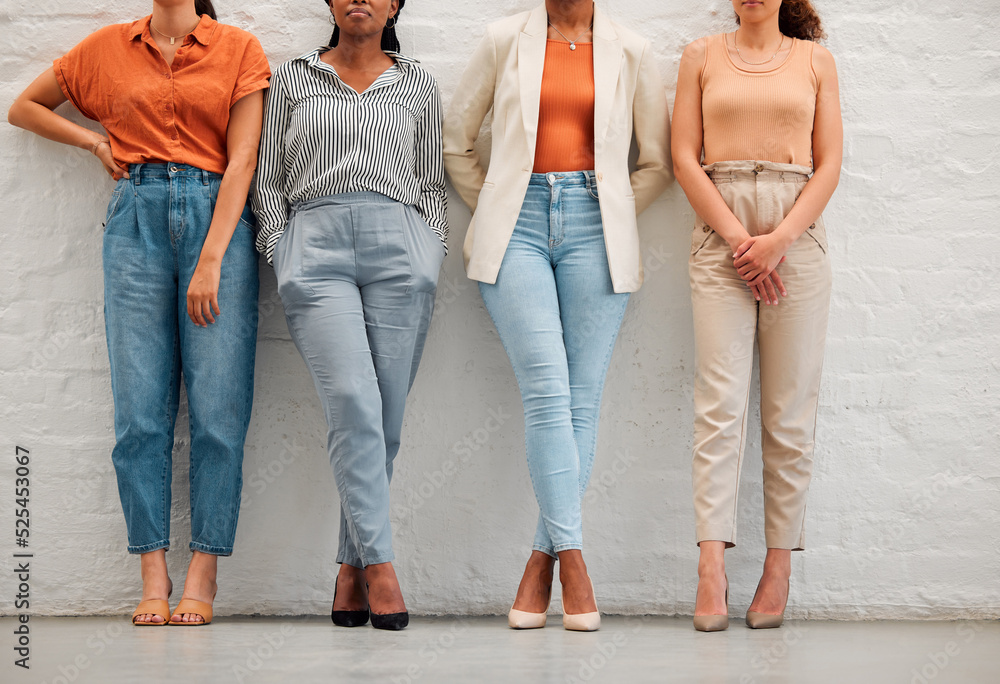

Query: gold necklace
left=734, top=30, right=785, bottom=66
left=150, top=18, right=200, bottom=46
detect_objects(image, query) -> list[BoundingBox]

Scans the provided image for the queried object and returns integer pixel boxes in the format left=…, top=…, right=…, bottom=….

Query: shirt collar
left=302, top=47, right=419, bottom=71
left=130, top=13, right=216, bottom=46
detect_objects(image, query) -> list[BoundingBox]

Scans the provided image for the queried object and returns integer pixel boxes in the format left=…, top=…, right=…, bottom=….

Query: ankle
left=697, top=563, right=726, bottom=580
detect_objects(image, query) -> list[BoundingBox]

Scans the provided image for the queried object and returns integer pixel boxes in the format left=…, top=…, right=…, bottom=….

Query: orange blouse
left=532, top=41, right=596, bottom=174
left=53, top=14, right=270, bottom=175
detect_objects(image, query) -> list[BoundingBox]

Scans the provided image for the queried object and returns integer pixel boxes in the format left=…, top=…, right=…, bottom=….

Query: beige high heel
left=693, top=576, right=729, bottom=632
left=562, top=578, right=600, bottom=632
left=508, top=584, right=551, bottom=629
left=746, top=578, right=788, bottom=630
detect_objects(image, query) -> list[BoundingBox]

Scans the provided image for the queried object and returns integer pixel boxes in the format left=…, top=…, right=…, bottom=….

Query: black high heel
left=370, top=611, right=409, bottom=631
left=367, top=582, right=408, bottom=631
left=331, top=577, right=370, bottom=628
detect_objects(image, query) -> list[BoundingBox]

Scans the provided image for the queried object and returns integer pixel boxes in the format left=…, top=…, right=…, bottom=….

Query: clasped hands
left=732, top=233, right=788, bottom=306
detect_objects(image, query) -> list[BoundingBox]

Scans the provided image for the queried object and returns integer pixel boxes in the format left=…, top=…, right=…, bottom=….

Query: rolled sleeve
left=231, top=36, right=271, bottom=108
left=414, top=83, right=449, bottom=252
left=252, top=71, right=291, bottom=264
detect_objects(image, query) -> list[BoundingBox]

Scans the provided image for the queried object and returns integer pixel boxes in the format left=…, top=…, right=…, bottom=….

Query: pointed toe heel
left=693, top=614, right=730, bottom=632
left=562, top=579, right=600, bottom=632
left=508, top=607, right=547, bottom=629
left=745, top=578, right=788, bottom=630
left=370, top=611, right=409, bottom=631
left=694, top=577, right=729, bottom=632
left=331, top=578, right=370, bottom=628
left=331, top=608, right=370, bottom=628
left=745, top=611, right=784, bottom=629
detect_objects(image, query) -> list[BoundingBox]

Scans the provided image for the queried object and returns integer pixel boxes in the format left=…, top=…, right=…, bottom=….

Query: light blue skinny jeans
left=479, top=171, right=629, bottom=557
left=103, top=163, right=260, bottom=556
left=274, top=192, right=444, bottom=568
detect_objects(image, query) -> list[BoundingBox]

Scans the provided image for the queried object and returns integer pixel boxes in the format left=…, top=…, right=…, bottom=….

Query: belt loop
left=133, top=164, right=142, bottom=186
left=201, top=169, right=210, bottom=186
left=586, top=170, right=595, bottom=193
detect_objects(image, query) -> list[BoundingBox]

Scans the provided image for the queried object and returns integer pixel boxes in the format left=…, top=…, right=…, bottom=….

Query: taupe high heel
left=693, top=576, right=729, bottom=632
left=745, top=578, right=789, bottom=630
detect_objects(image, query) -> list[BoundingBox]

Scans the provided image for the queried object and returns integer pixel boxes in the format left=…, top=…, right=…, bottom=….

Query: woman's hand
left=734, top=233, right=788, bottom=284
left=750, top=271, right=787, bottom=306
left=187, top=258, right=222, bottom=326
left=734, top=234, right=789, bottom=305
left=93, top=140, right=129, bottom=180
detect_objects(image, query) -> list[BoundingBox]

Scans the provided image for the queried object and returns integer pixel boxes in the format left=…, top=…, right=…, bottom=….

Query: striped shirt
left=253, top=47, right=448, bottom=264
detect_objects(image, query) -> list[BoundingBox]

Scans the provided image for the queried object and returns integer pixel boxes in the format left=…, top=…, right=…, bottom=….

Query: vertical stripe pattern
left=253, top=47, right=448, bottom=264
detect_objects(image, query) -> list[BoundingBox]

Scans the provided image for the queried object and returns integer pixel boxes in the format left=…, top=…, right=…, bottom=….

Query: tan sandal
left=169, top=598, right=213, bottom=626
left=131, top=599, right=171, bottom=627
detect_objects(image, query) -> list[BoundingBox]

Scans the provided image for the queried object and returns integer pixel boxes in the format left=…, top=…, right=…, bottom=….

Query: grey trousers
left=274, top=192, right=444, bottom=567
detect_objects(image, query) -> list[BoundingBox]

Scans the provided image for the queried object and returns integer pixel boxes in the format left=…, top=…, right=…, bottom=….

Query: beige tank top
left=701, top=33, right=817, bottom=168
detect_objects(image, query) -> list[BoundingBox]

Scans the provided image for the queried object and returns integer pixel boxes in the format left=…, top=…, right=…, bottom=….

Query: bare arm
left=186, top=90, right=264, bottom=327
left=734, top=44, right=842, bottom=284
left=671, top=39, right=750, bottom=252
left=8, top=67, right=129, bottom=179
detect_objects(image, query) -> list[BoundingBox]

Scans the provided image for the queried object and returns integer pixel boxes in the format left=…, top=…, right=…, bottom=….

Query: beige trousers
left=689, top=160, right=832, bottom=550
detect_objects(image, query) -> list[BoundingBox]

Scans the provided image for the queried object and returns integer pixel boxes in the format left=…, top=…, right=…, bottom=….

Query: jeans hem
left=357, top=550, right=395, bottom=568
left=551, top=543, right=583, bottom=554
left=190, top=542, right=234, bottom=556
left=338, top=549, right=395, bottom=568
left=128, top=540, right=170, bottom=555
left=337, top=556, right=364, bottom=569
left=531, top=544, right=559, bottom=559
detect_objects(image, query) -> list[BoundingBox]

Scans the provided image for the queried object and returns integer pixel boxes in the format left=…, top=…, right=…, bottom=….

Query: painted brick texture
left=1, top=0, right=997, bottom=618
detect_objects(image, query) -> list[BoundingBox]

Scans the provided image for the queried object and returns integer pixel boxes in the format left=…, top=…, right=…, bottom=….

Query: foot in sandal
left=170, top=551, right=218, bottom=626
left=133, top=549, right=172, bottom=626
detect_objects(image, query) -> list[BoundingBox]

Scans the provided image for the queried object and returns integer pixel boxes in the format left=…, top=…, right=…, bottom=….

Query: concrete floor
left=4, top=616, right=997, bottom=684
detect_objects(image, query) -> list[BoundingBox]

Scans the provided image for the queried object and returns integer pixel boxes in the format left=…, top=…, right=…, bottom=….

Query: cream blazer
left=443, top=4, right=672, bottom=293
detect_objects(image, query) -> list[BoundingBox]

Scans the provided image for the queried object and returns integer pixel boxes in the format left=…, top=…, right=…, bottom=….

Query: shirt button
left=703, top=226, right=711, bottom=233
left=597, top=172, right=604, bottom=182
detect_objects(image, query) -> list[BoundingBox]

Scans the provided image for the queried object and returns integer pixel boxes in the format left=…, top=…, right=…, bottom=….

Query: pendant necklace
left=151, top=19, right=198, bottom=45
left=547, top=20, right=593, bottom=51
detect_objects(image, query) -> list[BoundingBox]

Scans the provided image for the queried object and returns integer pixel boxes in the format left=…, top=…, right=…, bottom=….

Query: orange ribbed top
left=532, top=40, right=596, bottom=174
left=701, top=33, right=817, bottom=168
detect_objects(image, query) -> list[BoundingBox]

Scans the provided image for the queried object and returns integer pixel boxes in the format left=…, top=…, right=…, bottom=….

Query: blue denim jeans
left=479, top=172, right=629, bottom=557
left=103, top=163, right=259, bottom=556
left=273, top=192, right=444, bottom=568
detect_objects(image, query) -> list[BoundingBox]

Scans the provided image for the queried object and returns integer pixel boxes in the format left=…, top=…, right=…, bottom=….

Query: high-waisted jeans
left=479, top=172, right=629, bottom=557
left=689, top=160, right=832, bottom=550
left=103, top=163, right=260, bottom=556
left=273, top=192, right=444, bottom=568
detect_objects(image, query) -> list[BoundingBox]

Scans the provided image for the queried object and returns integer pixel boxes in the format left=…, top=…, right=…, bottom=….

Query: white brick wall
left=1, top=0, right=998, bottom=618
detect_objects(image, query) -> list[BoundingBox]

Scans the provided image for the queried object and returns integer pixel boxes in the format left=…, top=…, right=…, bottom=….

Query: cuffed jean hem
left=532, top=544, right=559, bottom=559
left=337, top=550, right=396, bottom=570
left=537, top=542, right=584, bottom=556
left=764, top=529, right=806, bottom=552
left=128, top=540, right=170, bottom=555
left=695, top=526, right=737, bottom=549
left=190, top=542, right=234, bottom=556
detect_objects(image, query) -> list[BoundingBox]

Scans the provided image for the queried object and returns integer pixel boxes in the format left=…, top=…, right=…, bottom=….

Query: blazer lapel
left=518, top=4, right=549, bottom=157
left=592, top=6, right=622, bottom=143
